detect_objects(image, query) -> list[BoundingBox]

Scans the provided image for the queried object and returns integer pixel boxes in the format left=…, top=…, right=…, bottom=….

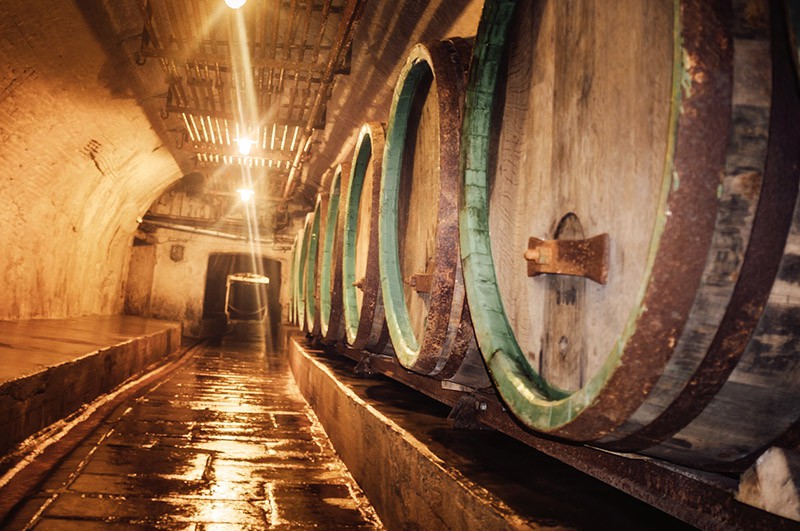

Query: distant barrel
left=342, top=123, right=392, bottom=352
left=226, top=273, right=270, bottom=343
left=288, top=234, right=299, bottom=325
left=459, top=0, right=800, bottom=469
left=318, top=163, right=350, bottom=343
left=296, top=212, right=314, bottom=333
left=291, top=228, right=305, bottom=327
left=304, top=195, right=324, bottom=337
left=379, top=38, right=488, bottom=387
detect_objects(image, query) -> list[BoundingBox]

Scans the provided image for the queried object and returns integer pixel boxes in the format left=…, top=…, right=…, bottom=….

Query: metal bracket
left=447, top=394, right=491, bottom=430
left=524, top=233, right=610, bottom=284
left=354, top=354, right=376, bottom=376
left=353, top=277, right=365, bottom=291
left=405, top=273, right=432, bottom=294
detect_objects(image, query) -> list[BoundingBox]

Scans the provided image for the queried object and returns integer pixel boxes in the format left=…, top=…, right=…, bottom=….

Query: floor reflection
left=4, top=341, right=382, bottom=529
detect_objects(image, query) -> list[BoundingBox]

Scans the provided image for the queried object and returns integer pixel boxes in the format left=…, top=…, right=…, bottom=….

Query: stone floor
left=3, top=341, right=382, bottom=529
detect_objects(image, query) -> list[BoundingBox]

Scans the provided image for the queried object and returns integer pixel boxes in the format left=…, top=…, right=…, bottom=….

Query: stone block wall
left=125, top=228, right=288, bottom=337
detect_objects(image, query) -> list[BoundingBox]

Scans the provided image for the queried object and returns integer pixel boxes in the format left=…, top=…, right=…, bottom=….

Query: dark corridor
left=202, top=253, right=282, bottom=349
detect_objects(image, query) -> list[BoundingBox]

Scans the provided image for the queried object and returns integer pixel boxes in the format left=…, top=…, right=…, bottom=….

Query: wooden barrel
left=304, top=194, right=325, bottom=337
left=342, top=122, right=392, bottom=352
left=459, top=0, right=800, bottom=470
left=296, top=212, right=314, bottom=333
left=318, top=163, right=350, bottom=343
left=379, top=38, right=488, bottom=387
left=288, top=234, right=299, bottom=325
left=291, top=229, right=305, bottom=326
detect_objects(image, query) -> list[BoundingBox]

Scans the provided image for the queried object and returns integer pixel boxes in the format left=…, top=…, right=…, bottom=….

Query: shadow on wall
left=201, top=253, right=282, bottom=350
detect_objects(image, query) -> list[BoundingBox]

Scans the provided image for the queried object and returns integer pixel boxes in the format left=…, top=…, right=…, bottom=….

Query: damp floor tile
left=6, top=341, right=381, bottom=529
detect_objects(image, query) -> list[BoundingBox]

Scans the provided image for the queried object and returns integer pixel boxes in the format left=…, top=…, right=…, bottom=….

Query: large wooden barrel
left=379, top=38, right=488, bottom=387
left=459, top=0, right=800, bottom=469
left=318, top=163, right=350, bottom=343
left=304, top=194, right=325, bottom=337
left=342, top=122, right=392, bottom=352
left=296, top=212, right=314, bottom=333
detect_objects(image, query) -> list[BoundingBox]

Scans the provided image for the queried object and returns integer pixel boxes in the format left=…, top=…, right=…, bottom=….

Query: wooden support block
left=736, top=447, right=800, bottom=522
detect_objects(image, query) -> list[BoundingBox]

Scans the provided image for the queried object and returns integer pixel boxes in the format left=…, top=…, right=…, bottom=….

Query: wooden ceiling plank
left=282, top=0, right=366, bottom=198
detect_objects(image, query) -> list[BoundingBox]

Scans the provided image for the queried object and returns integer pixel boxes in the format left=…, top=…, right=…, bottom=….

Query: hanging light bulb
left=237, top=188, right=255, bottom=202
left=235, top=137, right=256, bottom=156
left=224, top=0, right=247, bottom=9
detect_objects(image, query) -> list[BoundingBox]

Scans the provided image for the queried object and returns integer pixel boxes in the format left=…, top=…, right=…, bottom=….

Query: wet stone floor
left=4, top=341, right=382, bottom=530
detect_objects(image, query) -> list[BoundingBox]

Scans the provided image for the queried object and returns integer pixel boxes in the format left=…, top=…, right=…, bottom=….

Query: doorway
left=202, top=253, right=282, bottom=350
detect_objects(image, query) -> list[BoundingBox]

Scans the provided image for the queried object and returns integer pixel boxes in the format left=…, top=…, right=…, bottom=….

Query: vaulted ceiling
left=0, top=0, right=479, bottom=320
left=133, top=0, right=364, bottom=202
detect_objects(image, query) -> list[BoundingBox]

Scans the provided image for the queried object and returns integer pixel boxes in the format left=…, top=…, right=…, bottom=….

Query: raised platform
left=0, top=315, right=181, bottom=456
left=289, top=337, right=699, bottom=530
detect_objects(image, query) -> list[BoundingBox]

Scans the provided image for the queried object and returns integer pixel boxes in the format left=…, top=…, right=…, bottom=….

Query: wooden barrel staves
left=296, top=212, right=314, bottom=333
left=342, top=123, right=392, bottom=352
left=288, top=234, right=298, bottom=325
left=459, top=0, right=800, bottom=470
left=318, top=163, right=350, bottom=343
left=291, top=229, right=305, bottom=326
left=304, top=193, right=325, bottom=337
left=379, top=38, right=489, bottom=387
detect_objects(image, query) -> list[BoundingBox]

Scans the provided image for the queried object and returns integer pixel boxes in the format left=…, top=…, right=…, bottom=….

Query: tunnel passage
left=201, top=253, right=281, bottom=349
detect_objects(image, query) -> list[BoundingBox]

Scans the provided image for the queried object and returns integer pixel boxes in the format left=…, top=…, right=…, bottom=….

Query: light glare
left=237, top=188, right=255, bottom=202
left=235, top=137, right=255, bottom=156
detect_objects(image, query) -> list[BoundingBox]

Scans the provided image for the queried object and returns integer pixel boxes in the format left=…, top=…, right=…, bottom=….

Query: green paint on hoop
left=292, top=229, right=303, bottom=325
left=342, top=127, right=373, bottom=345
left=287, top=236, right=297, bottom=324
left=379, top=46, right=432, bottom=369
left=457, top=0, right=683, bottom=432
left=297, top=215, right=313, bottom=331
left=305, top=200, right=322, bottom=331
left=319, top=168, right=342, bottom=337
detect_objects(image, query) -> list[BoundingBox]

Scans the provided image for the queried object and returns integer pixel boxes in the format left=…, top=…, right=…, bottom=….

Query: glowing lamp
left=235, top=137, right=256, bottom=156
left=225, top=0, right=247, bottom=9
left=237, top=188, right=255, bottom=202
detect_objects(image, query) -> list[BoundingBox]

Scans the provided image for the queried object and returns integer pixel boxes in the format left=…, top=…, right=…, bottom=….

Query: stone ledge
left=288, top=338, right=690, bottom=530
left=289, top=338, right=531, bottom=530
left=0, top=315, right=181, bottom=456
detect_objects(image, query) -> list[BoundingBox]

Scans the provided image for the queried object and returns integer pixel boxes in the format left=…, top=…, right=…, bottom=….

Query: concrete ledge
left=289, top=339, right=688, bottom=530
left=279, top=324, right=301, bottom=352
left=0, top=315, right=181, bottom=456
left=289, top=339, right=529, bottom=529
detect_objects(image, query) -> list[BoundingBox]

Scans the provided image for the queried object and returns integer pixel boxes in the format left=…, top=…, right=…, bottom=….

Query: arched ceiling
left=0, top=0, right=480, bottom=320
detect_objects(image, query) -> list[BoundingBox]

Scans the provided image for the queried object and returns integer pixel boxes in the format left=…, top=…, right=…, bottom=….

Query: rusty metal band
left=379, top=38, right=472, bottom=378
left=342, top=122, right=389, bottom=351
left=319, top=163, right=349, bottom=343
left=605, top=0, right=800, bottom=457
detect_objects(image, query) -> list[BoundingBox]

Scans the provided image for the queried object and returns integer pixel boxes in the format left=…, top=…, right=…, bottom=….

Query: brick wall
left=0, top=0, right=182, bottom=319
